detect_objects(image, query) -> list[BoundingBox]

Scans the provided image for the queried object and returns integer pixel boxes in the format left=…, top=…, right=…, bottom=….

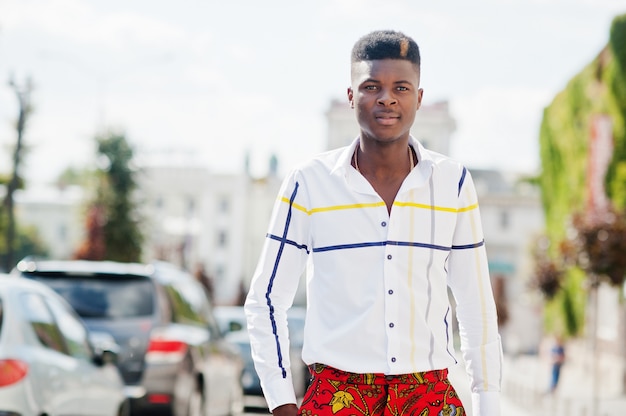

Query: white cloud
left=3, top=0, right=186, bottom=51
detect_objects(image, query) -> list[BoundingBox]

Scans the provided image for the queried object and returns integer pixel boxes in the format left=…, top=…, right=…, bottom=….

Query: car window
left=163, top=281, right=208, bottom=326
left=162, top=278, right=225, bottom=334
left=44, top=296, right=92, bottom=360
left=27, top=275, right=155, bottom=319
left=20, top=293, right=67, bottom=354
left=0, top=298, right=4, bottom=335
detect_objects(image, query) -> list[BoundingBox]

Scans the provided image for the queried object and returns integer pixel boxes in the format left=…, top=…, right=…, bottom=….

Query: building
left=137, top=163, right=248, bottom=305
left=471, top=169, right=545, bottom=354
left=13, top=185, right=85, bottom=260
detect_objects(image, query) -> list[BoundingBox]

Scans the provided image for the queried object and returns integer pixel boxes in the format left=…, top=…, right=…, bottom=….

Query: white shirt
left=245, top=136, right=502, bottom=415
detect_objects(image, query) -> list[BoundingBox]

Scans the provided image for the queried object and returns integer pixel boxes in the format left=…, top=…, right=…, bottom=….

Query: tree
left=571, top=207, right=626, bottom=288
left=74, top=131, right=143, bottom=262
left=537, top=13, right=626, bottom=336
left=1, top=76, right=33, bottom=271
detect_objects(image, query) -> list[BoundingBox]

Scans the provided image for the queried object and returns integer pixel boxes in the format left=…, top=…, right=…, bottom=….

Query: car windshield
left=27, top=275, right=155, bottom=319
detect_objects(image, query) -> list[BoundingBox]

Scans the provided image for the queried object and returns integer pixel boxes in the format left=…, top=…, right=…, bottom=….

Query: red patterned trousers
left=298, top=364, right=465, bottom=416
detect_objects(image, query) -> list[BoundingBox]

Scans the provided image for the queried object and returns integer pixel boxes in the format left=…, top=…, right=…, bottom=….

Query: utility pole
left=3, top=75, right=33, bottom=271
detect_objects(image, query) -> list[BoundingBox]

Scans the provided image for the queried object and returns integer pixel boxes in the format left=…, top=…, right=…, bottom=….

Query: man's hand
left=272, top=403, right=298, bottom=416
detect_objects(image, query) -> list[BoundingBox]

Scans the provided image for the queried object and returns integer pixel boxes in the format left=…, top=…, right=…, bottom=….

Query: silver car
left=214, top=305, right=309, bottom=410
left=15, top=259, right=244, bottom=416
left=0, top=273, right=129, bottom=416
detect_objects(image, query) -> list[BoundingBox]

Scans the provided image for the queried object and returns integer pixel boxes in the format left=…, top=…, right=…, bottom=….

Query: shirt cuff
left=471, top=391, right=500, bottom=416
left=262, top=376, right=298, bottom=412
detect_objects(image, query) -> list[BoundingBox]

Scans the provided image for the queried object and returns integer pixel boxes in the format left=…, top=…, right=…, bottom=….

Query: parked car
left=213, top=305, right=309, bottom=410
left=0, top=273, right=129, bottom=416
left=14, top=259, right=244, bottom=416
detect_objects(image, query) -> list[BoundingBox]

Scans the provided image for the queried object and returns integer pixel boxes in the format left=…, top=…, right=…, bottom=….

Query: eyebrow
left=361, top=78, right=414, bottom=85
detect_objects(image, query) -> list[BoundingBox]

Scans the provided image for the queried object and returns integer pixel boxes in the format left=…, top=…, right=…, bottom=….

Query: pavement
left=449, top=339, right=626, bottom=416
left=499, top=340, right=626, bottom=416
left=448, top=359, right=529, bottom=416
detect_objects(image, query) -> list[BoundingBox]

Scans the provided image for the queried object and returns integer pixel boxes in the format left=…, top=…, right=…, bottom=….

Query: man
left=245, top=30, right=502, bottom=416
left=549, top=335, right=565, bottom=394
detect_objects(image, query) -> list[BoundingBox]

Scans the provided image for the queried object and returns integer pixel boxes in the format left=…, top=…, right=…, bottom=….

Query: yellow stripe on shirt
left=281, top=197, right=479, bottom=215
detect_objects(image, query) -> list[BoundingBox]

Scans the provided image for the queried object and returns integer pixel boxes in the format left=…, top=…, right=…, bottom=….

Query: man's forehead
left=350, top=59, right=420, bottom=79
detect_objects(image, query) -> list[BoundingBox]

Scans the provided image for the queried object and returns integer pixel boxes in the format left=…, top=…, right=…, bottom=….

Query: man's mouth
left=375, top=113, right=400, bottom=125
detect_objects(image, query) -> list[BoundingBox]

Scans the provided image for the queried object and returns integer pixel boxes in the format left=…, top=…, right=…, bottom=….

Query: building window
left=218, top=196, right=230, bottom=214
left=217, top=230, right=228, bottom=247
left=187, top=197, right=196, bottom=216
left=215, top=264, right=226, bottom=284
left=500, top=210, right=509, bottom=230
left=57, top=224, right=67, bottom=241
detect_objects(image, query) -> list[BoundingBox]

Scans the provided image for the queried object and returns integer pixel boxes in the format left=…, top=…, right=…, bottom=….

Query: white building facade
left=13, top=185, right=85, bottom=260
left=471, top=170, right=545, bottom=354
left=137, top=164, right=248, bottom=305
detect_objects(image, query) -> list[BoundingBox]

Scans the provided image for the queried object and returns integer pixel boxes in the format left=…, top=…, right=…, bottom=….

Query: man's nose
left=377, top=89, right=397, bottom=105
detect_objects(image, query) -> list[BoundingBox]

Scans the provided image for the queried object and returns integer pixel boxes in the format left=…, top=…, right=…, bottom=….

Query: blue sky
left=0, top=0, right=624, bottom=184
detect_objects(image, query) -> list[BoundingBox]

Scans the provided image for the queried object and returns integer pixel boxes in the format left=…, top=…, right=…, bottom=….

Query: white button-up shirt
left=245, top=136, right=502, bottom=415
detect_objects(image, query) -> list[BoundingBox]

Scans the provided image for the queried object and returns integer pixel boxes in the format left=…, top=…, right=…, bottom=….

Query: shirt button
left=381, top=221, right=387, bottom=227
left=388, top=290, right=393, bottom=295
left=389, top=323, right=394, bottom=328
left=387, top=255, right=392, bottom=260
left=391, top=357, right=397, bottom=363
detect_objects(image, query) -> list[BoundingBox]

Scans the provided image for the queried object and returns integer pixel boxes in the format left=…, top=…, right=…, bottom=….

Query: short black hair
left=351, top=30, right=420, bottom=66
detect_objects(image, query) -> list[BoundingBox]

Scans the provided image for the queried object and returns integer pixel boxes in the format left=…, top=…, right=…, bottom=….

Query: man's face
left=348, top=59, right=423, bottom=144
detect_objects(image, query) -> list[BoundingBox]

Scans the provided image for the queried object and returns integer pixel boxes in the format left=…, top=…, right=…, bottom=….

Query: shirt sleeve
left=446, top=168, right=503, bottom=416
left=244, top=170, right=311, bottom=411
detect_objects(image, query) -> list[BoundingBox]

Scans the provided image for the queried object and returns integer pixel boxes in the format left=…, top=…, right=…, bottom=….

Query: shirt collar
left=330, top=137, right=360, bottom=175
left=330, top=135, right=435, bottom=178
left=405, top=136, right=435, bottom=190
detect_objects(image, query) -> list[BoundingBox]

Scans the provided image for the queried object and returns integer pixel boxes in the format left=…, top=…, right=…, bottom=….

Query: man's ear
left=416, top=88, right=424, bottom=111
left=347, top=87, right=354, bottom=109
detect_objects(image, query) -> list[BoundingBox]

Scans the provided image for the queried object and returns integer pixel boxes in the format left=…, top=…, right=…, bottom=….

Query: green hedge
left=538, top=13, right=626, bottom=336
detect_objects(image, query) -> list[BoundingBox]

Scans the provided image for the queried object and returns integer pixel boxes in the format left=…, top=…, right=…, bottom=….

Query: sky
left=0, top=0, right=624, bottom=185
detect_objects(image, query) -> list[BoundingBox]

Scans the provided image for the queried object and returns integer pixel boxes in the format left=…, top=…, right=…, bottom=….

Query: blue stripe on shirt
left=266, top=234, right=310, bottom=253
left=266, top=239, right=484, bottom=253
left=264, top=182, right=301, bottom=378
left=458, top=167, right=467, bottom=197
left=310, top=240, right=453, bottom=253
left=451, top=240, right=484, bottom=250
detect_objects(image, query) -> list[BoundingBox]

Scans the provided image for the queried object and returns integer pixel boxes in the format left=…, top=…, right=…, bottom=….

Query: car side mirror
left=89, top=330, right=120, bottom=367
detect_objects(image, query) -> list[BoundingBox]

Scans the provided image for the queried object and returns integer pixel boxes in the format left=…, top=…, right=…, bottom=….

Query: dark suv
left=14, top=259, right=243, bottom=416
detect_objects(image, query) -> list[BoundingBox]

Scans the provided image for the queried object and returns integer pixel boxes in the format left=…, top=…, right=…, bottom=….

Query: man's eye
left=397, top=86, right=408, bottom=91
left=364, top=85, right=378, bottom=91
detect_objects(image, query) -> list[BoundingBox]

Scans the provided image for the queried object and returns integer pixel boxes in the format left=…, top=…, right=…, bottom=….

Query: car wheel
left=187, top=387, right=205, bottom=416
left=117, top=399, right=131, bottom=416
